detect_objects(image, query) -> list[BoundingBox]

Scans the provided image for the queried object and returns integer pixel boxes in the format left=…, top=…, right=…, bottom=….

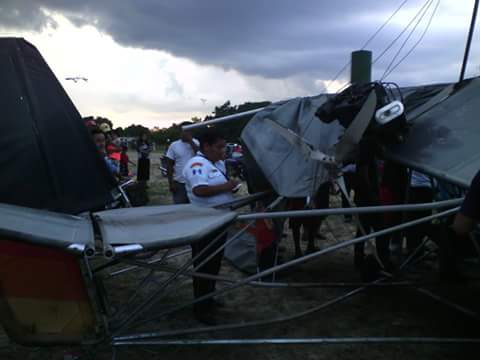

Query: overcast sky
left=1, top=0, right=478, bottom=128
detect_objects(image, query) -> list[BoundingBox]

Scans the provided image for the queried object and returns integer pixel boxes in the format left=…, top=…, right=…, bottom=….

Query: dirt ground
left=1, top=152, right=480, bottom=359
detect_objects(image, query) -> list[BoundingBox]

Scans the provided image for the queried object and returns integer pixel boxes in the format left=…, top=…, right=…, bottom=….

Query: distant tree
left=101, top=99, right=271, bottom=147
left=201, top=100, right=271, bottom=142
left=123, top=124, right=150, bottom=138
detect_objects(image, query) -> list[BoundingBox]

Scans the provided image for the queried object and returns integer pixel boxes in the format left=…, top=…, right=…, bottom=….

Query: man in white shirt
left=165, top=122, right=199, bottom=204
left=182, top=130, right=239, bottom=324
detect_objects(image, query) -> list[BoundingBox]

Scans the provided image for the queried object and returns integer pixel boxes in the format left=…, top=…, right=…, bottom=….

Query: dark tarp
left=386, top=78, right=480, bottom=189
left=0, top=38, right=116, bottom=214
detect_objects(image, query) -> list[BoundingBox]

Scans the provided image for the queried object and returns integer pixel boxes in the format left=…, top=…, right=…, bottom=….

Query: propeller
left=263, top=90, right=377, bottom=166
left=263, top=119, right=336, bottom=164
left=334, top=90, right=377, bottom=163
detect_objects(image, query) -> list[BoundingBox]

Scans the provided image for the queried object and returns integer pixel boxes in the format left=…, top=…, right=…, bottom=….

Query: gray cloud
left=1, top=0, right=475, bottom=84
left=0, top=0, right=58, bottom=31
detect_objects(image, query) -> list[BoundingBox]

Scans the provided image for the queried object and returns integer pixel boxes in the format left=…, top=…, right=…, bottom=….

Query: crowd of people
left=84, top=118, right=479, bottom=325
left=85, top=119, right=152, bottom=185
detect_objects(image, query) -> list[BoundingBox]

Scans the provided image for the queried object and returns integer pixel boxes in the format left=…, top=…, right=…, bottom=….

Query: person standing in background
left=91, top=127, right=119, bottom=177
left=166, top=122, right=199, bottom=204
left=136, top=132, right=152, bottom=186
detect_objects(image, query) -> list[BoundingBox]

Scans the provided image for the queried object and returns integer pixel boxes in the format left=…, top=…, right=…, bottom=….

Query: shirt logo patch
left=191, top=162, right=203, bottom=176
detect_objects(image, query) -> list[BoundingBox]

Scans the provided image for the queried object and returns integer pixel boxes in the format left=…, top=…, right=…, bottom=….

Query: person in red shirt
left=119, top=145, right=130, bottom=178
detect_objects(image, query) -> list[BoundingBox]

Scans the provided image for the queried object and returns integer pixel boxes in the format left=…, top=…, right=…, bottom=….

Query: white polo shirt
left=182, top=152, right=234, bottom=207
left=165, top=138, right=199, bottom=183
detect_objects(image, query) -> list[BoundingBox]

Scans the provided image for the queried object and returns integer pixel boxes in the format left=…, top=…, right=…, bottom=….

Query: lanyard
left=198, top=154, right=229, bottom=181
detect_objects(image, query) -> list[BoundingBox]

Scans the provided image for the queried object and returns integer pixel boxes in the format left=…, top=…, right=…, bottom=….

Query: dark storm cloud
left=0, top=0, right=58, bottom=31
left=0, top=0, right=472, bottom=83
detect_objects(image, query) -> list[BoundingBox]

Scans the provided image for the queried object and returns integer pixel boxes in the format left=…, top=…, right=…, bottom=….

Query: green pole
left=351, top=50, right=372, bottom=85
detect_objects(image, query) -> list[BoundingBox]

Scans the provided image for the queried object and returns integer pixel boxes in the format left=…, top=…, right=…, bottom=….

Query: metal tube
left=127, top=207, right=459, bottom=330
left=113, top=269, right=158, bottom=318
left=108, top=249, right=190, bottom=277
left=137, top=262, right=427, bottom=289
left=180, top=196, right=284, bottom=284
left=401, top=248, right=435, bottom=271
left=351, top=50, right=372, bottom=85
left=127, top=196, right=284, bottom=327
left=459, top=0, right=479, bottom=82
left=182, top=108, right=266, bottom=131
left=113, top=227, right=230, bottom=334
left=113, top=337, right=480, bottom=346
left=399, top=238, right=429, bottom=271
left=117, top=183, right=132, bottom=208
left=415, top=287, right=480, bottom=320
left=215, top=191, right=271, bottom=210
left=113, top=244, right=144, bottom=256
left=66, top=243, right=86, bottom=255
left=114, top=282, right=371, bottom=341
left=113, top=196, right=283, bottom=334
left=238, top=198, right=462, bottom=220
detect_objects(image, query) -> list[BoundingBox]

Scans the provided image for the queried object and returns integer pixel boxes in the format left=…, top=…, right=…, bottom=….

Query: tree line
left=86, top=100, right=270, bottom=146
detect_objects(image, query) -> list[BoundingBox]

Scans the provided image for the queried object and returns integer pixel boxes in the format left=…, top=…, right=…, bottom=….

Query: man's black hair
left=90, top=127, right=104, bottom=137
left=199, top=130, right=224, bottom=151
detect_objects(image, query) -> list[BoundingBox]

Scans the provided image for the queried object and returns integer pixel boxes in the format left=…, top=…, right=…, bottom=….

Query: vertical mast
left=351, top=50, right=372, bottom=85
left=459, top=0, right=479, bottom=82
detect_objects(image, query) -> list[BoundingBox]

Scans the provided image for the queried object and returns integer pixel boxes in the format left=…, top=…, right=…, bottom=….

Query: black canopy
left=386, top=79, right=480, bottom=189
left=0, top=38, right=116, bottom=214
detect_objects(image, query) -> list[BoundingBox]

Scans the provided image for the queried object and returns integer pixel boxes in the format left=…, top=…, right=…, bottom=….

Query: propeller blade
left=264, top=118, right=314, bottom=159
left=264, top=118, right=337, bottom=165
left=335, top=90, right=377, bottom=162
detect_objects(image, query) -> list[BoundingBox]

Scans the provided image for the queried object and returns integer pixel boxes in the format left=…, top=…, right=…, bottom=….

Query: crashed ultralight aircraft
left=0, top=37, right=479, bottom=353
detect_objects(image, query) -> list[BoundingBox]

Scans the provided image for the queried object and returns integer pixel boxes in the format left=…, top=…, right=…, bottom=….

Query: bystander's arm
left=166, top=158, right=176, bottom=192
left=193, top=180, right=239, bottom=197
